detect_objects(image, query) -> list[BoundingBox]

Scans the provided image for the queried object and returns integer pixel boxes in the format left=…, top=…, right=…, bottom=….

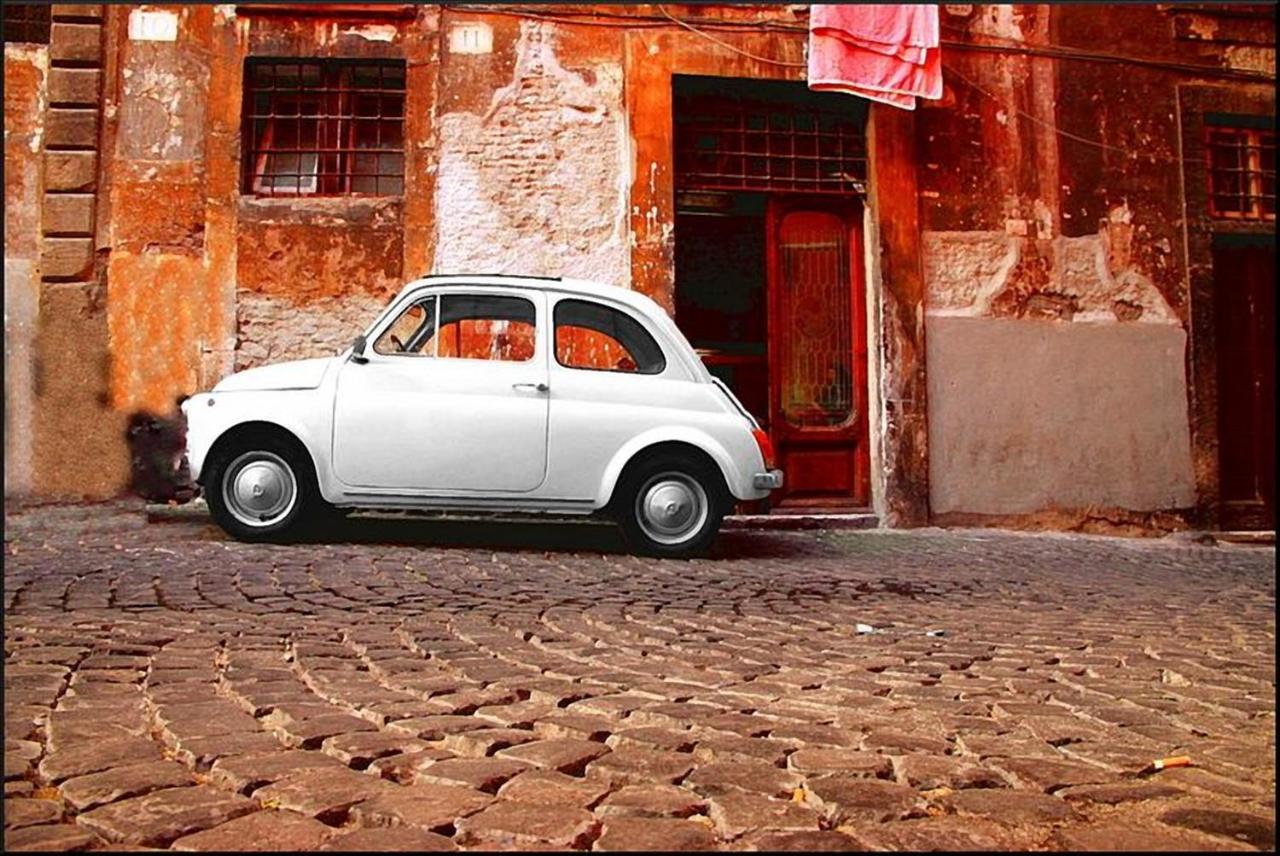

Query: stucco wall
left=4, top=45, right=48, bottom=496
left=927, top=317, right=1195, bottom=514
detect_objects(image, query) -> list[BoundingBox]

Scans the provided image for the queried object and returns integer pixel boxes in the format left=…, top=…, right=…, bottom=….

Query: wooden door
left=767, top=198, right=870, bottom=506
left=1212, top=234, right=1275, bottom=530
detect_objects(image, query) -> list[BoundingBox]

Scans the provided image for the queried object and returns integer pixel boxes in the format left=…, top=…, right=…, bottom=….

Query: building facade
left=4, top=3, right=1275, bottom=530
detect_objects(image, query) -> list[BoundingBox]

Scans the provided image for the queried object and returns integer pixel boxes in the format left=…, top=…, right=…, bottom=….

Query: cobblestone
left=2, top=501, right=1274, bottom=850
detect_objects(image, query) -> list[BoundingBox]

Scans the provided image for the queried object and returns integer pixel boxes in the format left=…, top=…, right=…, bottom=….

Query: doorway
left=673, top=76, right=871, bottom=508
left=1212, top=233, right=1275, bottom=529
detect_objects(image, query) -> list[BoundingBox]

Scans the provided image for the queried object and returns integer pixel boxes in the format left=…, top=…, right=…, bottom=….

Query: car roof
left=397, top=274, right=662, bottom=317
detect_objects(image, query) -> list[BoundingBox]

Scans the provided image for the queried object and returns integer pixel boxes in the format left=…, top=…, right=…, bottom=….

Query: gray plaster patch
left=926, top=316, right=1195, bottom=514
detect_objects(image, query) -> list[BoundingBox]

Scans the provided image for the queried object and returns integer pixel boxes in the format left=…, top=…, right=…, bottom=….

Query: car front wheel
left=615, top=453, right=726, bottom=558
left=205, top=436, right=318, bottom=542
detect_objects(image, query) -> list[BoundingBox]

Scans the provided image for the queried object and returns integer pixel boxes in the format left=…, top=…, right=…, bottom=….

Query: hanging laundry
left=808, top=4, right=943, bottom=110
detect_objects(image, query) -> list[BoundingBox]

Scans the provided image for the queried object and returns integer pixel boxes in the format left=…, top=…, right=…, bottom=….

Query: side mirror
left=350, top=335, right=369, bottom=364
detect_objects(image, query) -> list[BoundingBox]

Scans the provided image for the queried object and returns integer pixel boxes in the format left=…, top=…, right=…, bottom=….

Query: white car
left=181, top=275, right=782, bottom=556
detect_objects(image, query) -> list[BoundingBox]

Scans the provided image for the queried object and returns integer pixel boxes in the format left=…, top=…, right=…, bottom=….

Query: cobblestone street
left=3, top=501, right=1275, bottom=851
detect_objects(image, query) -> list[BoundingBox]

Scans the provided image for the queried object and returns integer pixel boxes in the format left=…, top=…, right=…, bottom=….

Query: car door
left=331, top=288, right=549, bottom=493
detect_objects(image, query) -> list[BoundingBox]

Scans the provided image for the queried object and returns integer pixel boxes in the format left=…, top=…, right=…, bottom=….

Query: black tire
left=204, top=432, right=322, bottom=542
left=613, top=451, right=728, bottom=558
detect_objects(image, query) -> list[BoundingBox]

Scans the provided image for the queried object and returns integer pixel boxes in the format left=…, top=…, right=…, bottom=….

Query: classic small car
left=181, top=274, right=783, bottom=556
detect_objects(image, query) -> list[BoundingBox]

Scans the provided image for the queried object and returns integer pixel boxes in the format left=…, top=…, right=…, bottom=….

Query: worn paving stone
left=941, top=788, right=1077, bottom=825
left=496, top=770, right=612, bottom=808
left=1050, top=823, right=1247, bottom=851
left=208, top=750, right=346, bottom=794
left=1159, top=807, right=1276, bottom=850
left=412, top=757, right=531, bottom=792
left=169, top=810, right=334, bottom=851
left=801, top=777, right=928, bottom=824
left=496, top=737, right=611, bottom=775
left=708, top=790, right=821, bottom=838
left=4, top=798, right=65, bottom=829
left=685, top=761, right=802, bottom=799
left=454, top=800, right=599, bottom=849
left=348, top=783, right=492, bottom=832
left=587, top=749, right=695, bottom=787
left=4, top=823, right=99, bottom=852
left=60, top=760, right=195, bottom=811
left=251, top=767, right=392, bottom=822
left=596, top=783, right=705, bottom=818
left=4, top=502, right=1275, bottom=851
left=319, top=826, right=458, bottom=851
left=734, top=829, right=868, bottom=851
left=787, top=748, right=893, bottom=779
left=593, top=816, right=718, bottom=851
left=75, top=785, right=256, bottom=847
left=37, top=736, right=162, bottom=784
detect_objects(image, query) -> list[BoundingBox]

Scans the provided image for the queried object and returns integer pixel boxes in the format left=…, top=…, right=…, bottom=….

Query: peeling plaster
left=434, top=21, right=629, bottom=287
left=235, top=292, right=385, bottom=371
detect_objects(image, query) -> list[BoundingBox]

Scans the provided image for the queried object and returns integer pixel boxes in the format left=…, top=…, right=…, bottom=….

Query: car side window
left=373, top=295, right=436, bottom=355
left=428, top=294, right=537, bottom=363
left=554, top=299, right=666, bottom=374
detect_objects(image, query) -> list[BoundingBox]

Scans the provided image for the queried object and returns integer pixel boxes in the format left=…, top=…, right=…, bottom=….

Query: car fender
left=186, top=390, right=329, bottom=488
left=595, top=425, right=750, bottom=508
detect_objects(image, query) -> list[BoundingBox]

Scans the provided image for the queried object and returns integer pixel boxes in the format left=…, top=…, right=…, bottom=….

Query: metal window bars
left=675, top=99, right=868, bottom=195
left=242, top=59, right=406, bottom=197
left=3, top=3, right=52, bottom=44
left=1207, top=126, right=1276, bottom=221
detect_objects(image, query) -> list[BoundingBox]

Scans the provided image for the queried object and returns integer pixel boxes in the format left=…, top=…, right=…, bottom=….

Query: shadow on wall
left=125, top=404, right=193, bottom=503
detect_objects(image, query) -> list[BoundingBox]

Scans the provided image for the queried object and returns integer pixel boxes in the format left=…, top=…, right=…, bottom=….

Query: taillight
left=751, top=428, right=776, bottom=469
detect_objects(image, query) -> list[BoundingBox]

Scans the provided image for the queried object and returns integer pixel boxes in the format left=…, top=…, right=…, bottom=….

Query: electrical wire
left=655, top=4, right=805, bottom=68
left=444, top=4, right=1275, bottom=84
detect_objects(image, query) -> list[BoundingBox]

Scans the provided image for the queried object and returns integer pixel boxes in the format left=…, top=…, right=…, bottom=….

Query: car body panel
left=182, top=275, right=779, bottom=515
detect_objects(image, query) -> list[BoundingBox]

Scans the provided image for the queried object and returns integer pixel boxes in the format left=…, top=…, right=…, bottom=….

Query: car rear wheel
left=615, top=452, right=726, bottom=558
left=205, top=435, right=319, bottom=542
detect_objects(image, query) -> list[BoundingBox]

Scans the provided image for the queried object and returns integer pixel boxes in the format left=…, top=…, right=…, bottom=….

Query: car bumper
left=753, top=469, right=784, bottom=491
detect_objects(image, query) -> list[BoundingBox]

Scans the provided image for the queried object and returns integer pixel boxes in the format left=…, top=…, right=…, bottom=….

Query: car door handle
left=512, top=382, right=549, bottom=393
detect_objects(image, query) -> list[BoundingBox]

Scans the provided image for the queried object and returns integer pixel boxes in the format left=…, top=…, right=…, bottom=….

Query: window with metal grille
left=1207, top=126, right=1275, bottom=221
left=675, top=78, right=868, bottom=195
left=243, top=59, right=405, bottom=197
left=3, top=4, right=51, bottom=44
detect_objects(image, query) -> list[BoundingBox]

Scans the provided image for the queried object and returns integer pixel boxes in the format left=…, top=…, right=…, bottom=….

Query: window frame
left=366, top=288, right=542, bottom=365
left=3, top=4, right=51, bottom=45
left=241, top=57, right=406, bottom=198
left=1206, top=124, right=1276, bottom=222
left=552, top=297, right=668, bottom=376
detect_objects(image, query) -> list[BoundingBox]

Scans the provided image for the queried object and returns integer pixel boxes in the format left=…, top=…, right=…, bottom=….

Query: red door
left=1213, top=234, right=1275, bottom=530
left=767, top=199, right=870, bottom=507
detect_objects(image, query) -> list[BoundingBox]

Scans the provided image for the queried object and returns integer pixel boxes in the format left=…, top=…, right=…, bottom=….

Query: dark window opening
left=554, top=299, right=666, bottom=375
left=3, top=4, right=51, bottom=44
left=674, top=75, right=868, bottom=195
left=242, top=58, right=405, bottom=197
left=1207, top=125, right=1275, bottom=221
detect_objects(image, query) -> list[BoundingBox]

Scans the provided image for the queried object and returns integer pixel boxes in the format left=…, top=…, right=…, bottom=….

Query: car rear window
left=554, top=299, right=666, bottom=375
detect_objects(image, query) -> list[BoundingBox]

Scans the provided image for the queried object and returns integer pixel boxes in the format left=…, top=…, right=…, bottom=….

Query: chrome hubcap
left=223, top=451, right=297, bottom=527
left=636, top=472, right=708, bottom=546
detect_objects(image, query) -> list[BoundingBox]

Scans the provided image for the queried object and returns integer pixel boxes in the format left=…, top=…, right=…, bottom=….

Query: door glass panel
left=778, top=210, right=854, bottom=428
left=429, top=294, right=536, bottom=362
left=374, top=296, right=436, bottom=355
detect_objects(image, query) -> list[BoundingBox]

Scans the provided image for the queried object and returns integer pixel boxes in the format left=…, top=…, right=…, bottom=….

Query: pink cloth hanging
left=808, top=4, right=942, bottom=110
